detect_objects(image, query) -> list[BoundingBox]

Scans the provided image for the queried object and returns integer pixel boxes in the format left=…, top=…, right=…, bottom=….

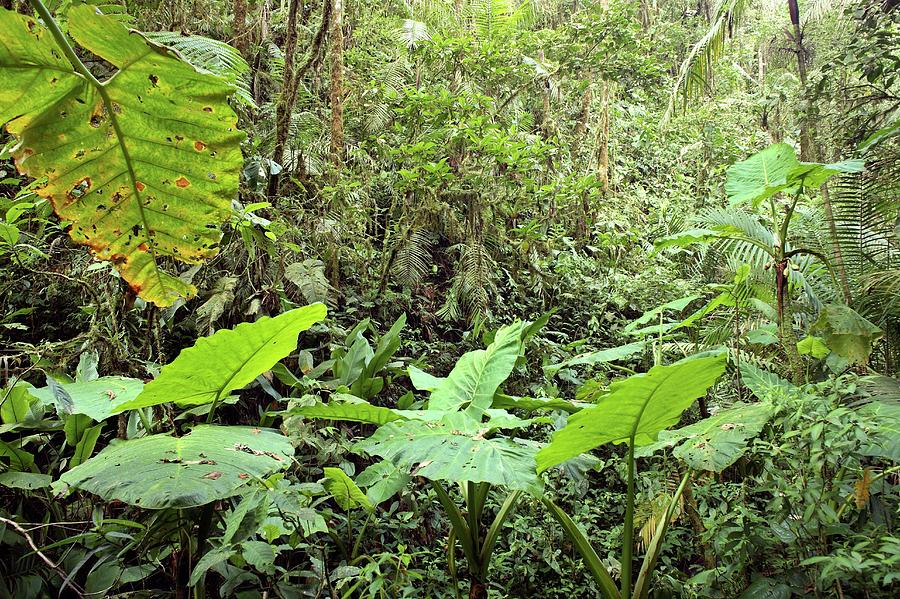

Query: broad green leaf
left=356, top=460, right=411, bottom=505
left=536, top=353, right=727, bottom=473
left=0, top=472, right=52, bottom=490
left=58, top=425, right=293, bottom=508
left=810, top=304, right=883, bottom=366
left=0, top=6, right=244, bottom=306
left=635, top=402, right=774, bottom=472
left=490, top=394, right=582, bottom=414
left=787, top=159, right=864, bottom=189
left=0, top=439, right=35, bottom=470
left=428, top=321, right=524, bottom=418
left=356, top=412, right=543, bottom=495
left=408, top=365, right=445, bottom=391
left=31, top=376, right=143, bottom=421
left=287, top=396, right=443, bottom=425
left=796, top=335, right=830, bottom=359
left=623, top=294, right=701, bottom=333
left=651, top=228, right=733, bottom=253
left=0, top=383, right=38, bottom=424
left=739, top=362, right=796, bottom=400
left=546, top=341, right=646, bottom=375
left=856, top=401, right=900, bottom=461
left=70, top=422, right=104, bottom=468
left=116, top=304, right=326, bottom=411
left=189, top=547, right=236, bottom=587
left=725, top=143, right=799, bottom=206
left=222, top=489, right=269, bottom=544
left=290, top=401, right=407, bottom=425
left=64, top=414, right=94, bottom=446
left=322, top=467, right=373, bottom=511
left=738, top=577, right=792, bottom=599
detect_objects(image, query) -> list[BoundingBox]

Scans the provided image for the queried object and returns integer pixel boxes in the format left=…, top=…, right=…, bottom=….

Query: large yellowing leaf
left=115, top=305, right=327, bottom=411
left=0, top=6, right=243, bottom=306
left=536, top=352, right=727, bottom=473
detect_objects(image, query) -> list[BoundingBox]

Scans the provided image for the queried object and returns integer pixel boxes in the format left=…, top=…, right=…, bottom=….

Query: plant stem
left=28, top=0, right=102, bottom=87
left=621, top=435, right=636, bottom=597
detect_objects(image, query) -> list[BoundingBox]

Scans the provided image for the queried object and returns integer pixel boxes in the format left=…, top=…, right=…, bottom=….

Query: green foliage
left=0, top=5, right=244, bottom=306
left=57, top=425, right=293, bottom=508
left=537, top=352, right=728, bottom=472
left=635, top=402, right=774, bottom=472
left=117, top=304, right=326, bottom=411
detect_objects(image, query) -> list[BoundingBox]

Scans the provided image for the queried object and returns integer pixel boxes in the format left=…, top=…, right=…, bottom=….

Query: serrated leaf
left=537, top=353, right=727, bottom=472
left=0, top=6, right=244, bottom=306
left=58, top=425, right=293, bottom=508
left=116, top=304, right=326, bottom=411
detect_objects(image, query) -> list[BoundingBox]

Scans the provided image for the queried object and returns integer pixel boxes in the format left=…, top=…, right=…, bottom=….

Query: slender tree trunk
left=269, top=0, right=303, bottom=197
left=330, top=0, right=345, bottom=168
left=232, top=0, right=248, bottom=57
left=596, top=80, right=610, bottom=194
left=573, top=80, right=591, bottom=149
left=787, top=0, right=851, bottom=303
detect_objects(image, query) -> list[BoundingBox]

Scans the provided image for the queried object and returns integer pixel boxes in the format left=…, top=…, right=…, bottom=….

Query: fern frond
left=145, top=32, right=256, bottom=108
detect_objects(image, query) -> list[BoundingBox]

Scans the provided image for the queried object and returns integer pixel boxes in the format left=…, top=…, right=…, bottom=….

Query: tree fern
left=145, top=32, right=256, bottom=108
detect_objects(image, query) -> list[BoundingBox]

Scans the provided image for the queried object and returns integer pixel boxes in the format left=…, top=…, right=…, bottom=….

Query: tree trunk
left=787, top=0, right=851, bottom=303
left=269, top=0, right=303, bottom=197
left=329, top=0, right=345, bottom=168
left=232, top=0, right=248, bottom=57
left=468, top=579, right=488, bottom=599
left=596, top=79, right=610, bottom=194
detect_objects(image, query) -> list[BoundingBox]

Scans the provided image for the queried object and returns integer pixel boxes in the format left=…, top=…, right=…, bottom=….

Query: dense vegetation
left=0, top=0, right=898, bottom=597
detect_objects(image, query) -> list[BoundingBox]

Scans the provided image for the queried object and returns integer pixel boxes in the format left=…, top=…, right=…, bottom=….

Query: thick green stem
left=28, top=0, right=100, bottom=86
left=621, top=436, right=636, bottom=597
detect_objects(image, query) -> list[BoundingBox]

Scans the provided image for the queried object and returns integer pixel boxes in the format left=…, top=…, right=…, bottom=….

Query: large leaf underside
left=0, top=6, right=243, bottom=306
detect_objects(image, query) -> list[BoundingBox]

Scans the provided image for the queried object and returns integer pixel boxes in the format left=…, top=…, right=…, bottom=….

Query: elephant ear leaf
left=115, top=304, right=327, bottom=412
left=57, top=425, right=293, bottom=508
left=536, top=352, right=727, bottom=473
left=0, top=6, right=244, bottom=306
left=635, top=402, right=775, bottom=472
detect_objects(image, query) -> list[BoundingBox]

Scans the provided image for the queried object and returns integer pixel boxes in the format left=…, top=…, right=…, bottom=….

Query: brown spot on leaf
left=250, top=428, right=261, bottom=434
left=138, top=243, right=149, bottom=251
left=194, top=140, right=206, bottom=151
left=135, top=181, right=145, bottom=192
left=175, top=177, right=190, bottom=188
left=148, top=74, right=159, bottom=87
left=238, top=473, right=249, bottom=479
left=202, top=106, right=213, bottom=112
left=89, top=114, right=102, bottom=128
left=202, top=471, right=222, bottom=480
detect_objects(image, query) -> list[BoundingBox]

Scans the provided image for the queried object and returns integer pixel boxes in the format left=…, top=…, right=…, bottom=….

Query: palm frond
left=664, top=0, right=752, bottom=123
